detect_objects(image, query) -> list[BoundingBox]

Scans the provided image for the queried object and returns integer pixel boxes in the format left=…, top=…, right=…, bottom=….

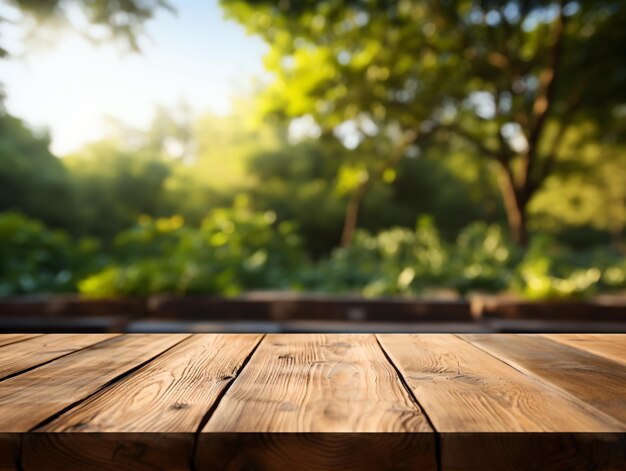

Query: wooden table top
left=0, top=333, right=624, bottom=470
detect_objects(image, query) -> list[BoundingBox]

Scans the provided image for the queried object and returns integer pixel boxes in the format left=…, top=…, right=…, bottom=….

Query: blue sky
left=1, top=0, right=268, bottom=154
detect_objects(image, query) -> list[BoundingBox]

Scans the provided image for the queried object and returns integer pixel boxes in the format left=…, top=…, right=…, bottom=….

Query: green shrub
left=78, top=202, right=307, bottom=297
left=514, top=235, right=626, bottom=299
left=302, top=217, right=450, bottom=296
left=301, top=221, right=626, bottom=299
left=2, top=209, right=625, bottom=300
left=446, top=223, right=521, bottom=295
left=0, top=212, right=99, bottom=295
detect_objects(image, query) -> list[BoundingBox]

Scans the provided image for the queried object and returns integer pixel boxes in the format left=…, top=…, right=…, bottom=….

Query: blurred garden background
left=1, top=0, right=625, bottom=302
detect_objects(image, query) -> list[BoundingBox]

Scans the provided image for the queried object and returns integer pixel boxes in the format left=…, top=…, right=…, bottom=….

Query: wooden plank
left=25, top=334, right=263, bottom=470
left=543, top=334, right=626, bottom=365
left=39, top=334, right=263, bottom=433
left=0, top=334, right=189, bottom=432
left=0, top=334, right=42, bottom=348
left=379, top=334, right=624, bottom=432
left=462, top=334, right=626, bottom=424
left=198, top=334, right=436, bottom=470
left=0, top=334, right=118, bottom=381
left=378, top=334, right=626, bottom=470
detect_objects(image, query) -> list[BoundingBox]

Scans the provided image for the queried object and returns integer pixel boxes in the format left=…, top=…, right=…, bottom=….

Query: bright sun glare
left=1, top=0, right=268, bottom=155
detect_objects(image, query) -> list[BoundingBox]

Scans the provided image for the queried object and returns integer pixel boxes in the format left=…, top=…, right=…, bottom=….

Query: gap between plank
left=0, top=335, right=44, bottom=350
left=189, top=333, right=266, bottom=471
left=0, top=334, right=123, bottom=383
left=453, top=334, right=626, bottom=430
left=26, top=334, right=193, bottom=433
left=374, top=334, right=442, bottom=471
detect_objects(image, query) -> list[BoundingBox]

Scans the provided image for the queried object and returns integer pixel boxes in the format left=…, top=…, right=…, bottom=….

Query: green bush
left=2, top=209, right=625, bottom=300
left=78, top=201, right=307, bottom=297
left=447, top=223, right=521, bottom=295
left=0, top=212, right=100, bottom=295
left=514, top=235, right=626, bottom=299
left=300, top=221, right=626, bottom=299
left=301, top=217, right=449, bottom=296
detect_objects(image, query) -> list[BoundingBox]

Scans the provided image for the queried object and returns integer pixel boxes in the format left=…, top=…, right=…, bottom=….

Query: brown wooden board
left=0, top=334, right=189, bottom=432
left=197, top=333, right=436, bottom=470
left=377, top=334, right=626, bottom=470
left=0, top=334, right=42, bottom=348
left=475, top=297, right=626, bottom=322
left=461, top=334, right=626, bottom=425
left=0, top=334, right=623, bottom=470
left=0, top=334, right=118, bottom=381
left=543, top=333, right=626, bottom=365
left=26, top=334, right=262, bottom=470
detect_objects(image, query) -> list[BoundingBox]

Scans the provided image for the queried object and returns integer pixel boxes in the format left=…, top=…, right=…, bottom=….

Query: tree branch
left=528, top=0, right=566, bottom=151
left=523, top=0, right=566, bottom=192
left=532, top=79, right=587, bottom=190
left=442, top=123, right=500, bottom=160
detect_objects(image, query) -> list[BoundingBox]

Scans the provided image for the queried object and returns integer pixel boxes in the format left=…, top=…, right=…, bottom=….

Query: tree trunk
left=340, top=181, right=369, bottom=247
left=497, top=163, right=529, bottom=246
left=338, top=129, right=421, bottom=247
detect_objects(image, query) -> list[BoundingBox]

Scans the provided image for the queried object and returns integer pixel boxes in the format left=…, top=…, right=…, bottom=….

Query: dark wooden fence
left=0, top=293, right=625, bottom=333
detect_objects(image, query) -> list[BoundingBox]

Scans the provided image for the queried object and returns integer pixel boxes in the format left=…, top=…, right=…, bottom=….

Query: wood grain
left=462, top=334, right=626, bottom=425
left=22, top=433, right=193, bottom=471
left=439, top=432, right=626, bottom=471
left=543, top=334, right=626, bottom=365
left=0, top=334, right=188, bottom=432
left=378, top=334, right=626, bottom=471
left=0, top=334, right=42, bottom=348
left=378, top=334, right=623, bottom=432
left=0, top=333, right=623, bottom=471
left=24, top=335, right=263, bottom=471
left=0, top=334, right=118, bottom=381
left=198, top=334, right=435, bottom=470
left=39, top=334, right=262, bottom=433
left=200, top=433, right=437, bottom=471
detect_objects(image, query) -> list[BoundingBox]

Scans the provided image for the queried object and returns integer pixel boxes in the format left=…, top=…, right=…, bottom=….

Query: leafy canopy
left=1, top=0, right=172, bottom=56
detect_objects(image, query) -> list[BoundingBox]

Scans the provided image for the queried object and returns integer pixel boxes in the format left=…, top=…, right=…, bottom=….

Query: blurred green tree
left=221, top=0, right=626, bottom=245
left=0, top=114, right=79, bottom=230
left=529, top=120, right=626, bottom=249
left=1, top=0, right=172, bottom=55
left=64, top=139, right=172, bottom=239
left=247, top=137, right=490, bottom=256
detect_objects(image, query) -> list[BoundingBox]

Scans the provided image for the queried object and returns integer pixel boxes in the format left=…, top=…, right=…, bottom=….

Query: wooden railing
left=0, top=293, right=625, bottom=333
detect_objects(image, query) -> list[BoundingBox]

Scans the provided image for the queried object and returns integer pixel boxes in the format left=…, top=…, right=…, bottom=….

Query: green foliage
left=515, top=235, right=626, bottom=299
left=303, top=217, right=449, bottom=296
left=64, top=140, right=173, bottom=238
left=246, top=138, right=490, bottom=256
left=300, top=220, right=625, bottom=299
left=221, top=0, right=626, bottom=243
left=1, top=209, right=624, bottom=299
left=0, top=115, right=78, bottom=230
left=303, top=219, right=519, bottom=297
left=447, top=223, right=520, bottom=295
left=78, top=201, right=306, bottom=297
left=221, top=0, right=626, bottom=136
left=0, top=212, right=100, bottom=296
left=3, top=0, right=172, bottom=53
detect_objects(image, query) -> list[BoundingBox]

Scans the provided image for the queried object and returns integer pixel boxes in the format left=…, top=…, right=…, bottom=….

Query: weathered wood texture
left=378, top=334, right=622, bottom=432
left=26, top=334, right=262, bottom=470
left=0, top=333, right=118, bottom=381
left=199, top=333, right=436, bottom=470
left=461, top=334, right=626, bottom=425
left=0, top=334, right=188, bottom=432
left=0, top=333, right=623, bottom=471
left=0, top=334, right=42, bottom=348
left=543, top=333, right=626, bottom=365
left=377, top=334, right=626, bottom=470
